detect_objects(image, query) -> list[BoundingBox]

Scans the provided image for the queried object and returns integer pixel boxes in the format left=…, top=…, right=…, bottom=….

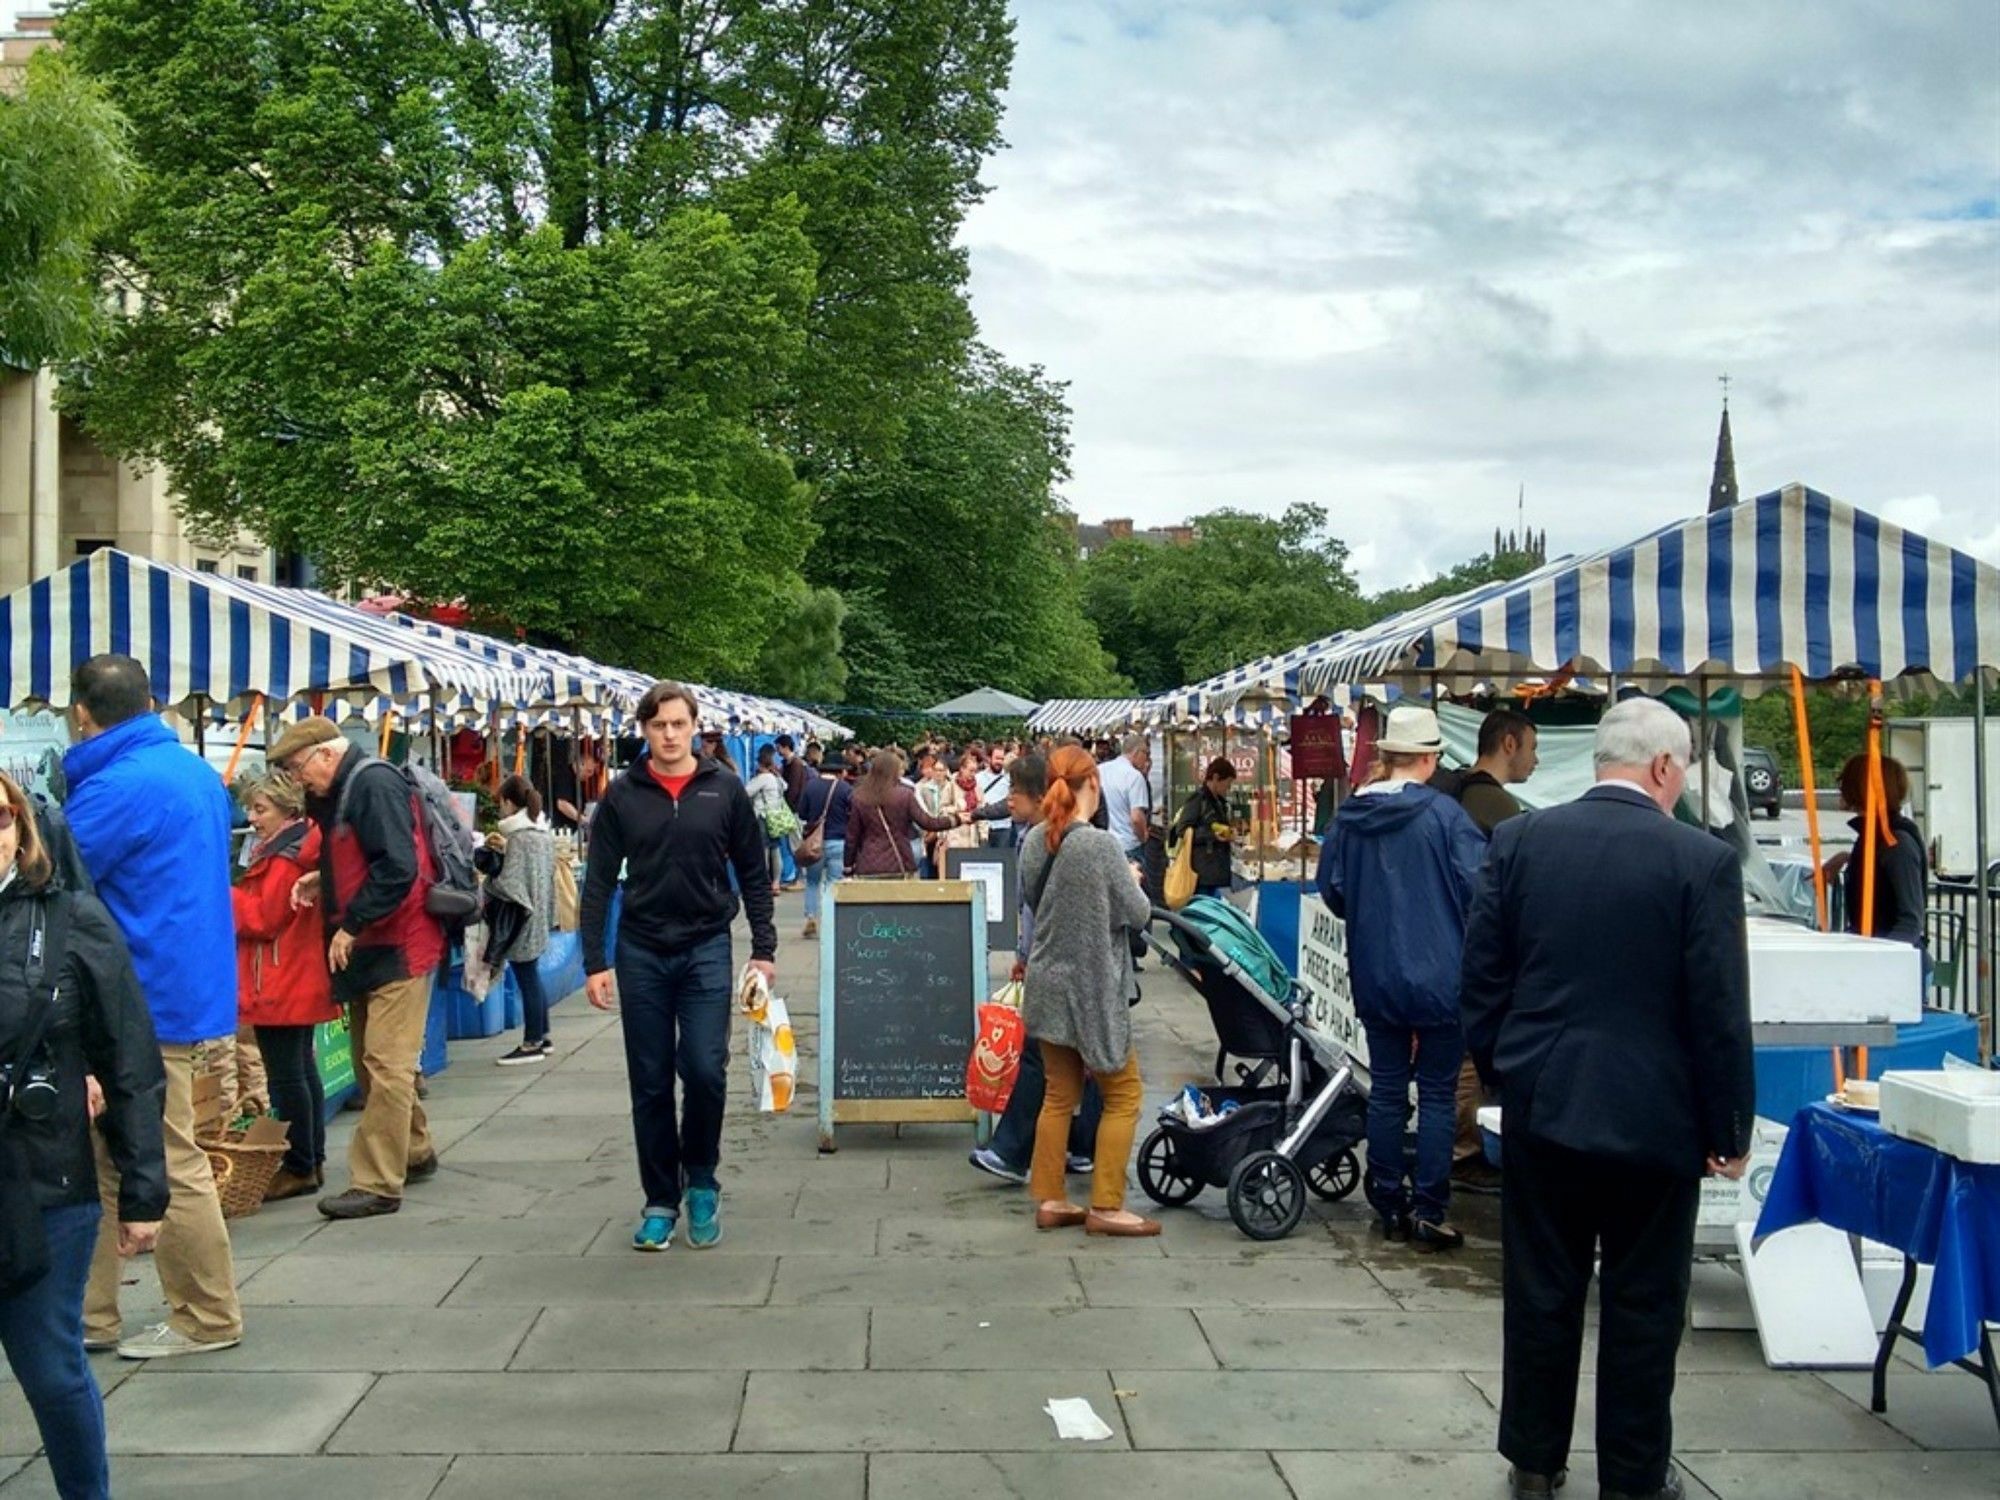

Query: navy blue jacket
left=1460, top=784, right=1755, bottom=1177
left=63, top=714, right=239, bottom=1044
left=1315, top=780, right=1487, bottom=1028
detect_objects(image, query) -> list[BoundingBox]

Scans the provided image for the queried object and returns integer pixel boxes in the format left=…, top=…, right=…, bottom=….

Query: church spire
left=1708, top=374, right=1739, bottom=513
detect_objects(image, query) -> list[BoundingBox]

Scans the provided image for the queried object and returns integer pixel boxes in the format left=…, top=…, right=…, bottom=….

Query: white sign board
left=1297, top=893, right=1367, bottom=1069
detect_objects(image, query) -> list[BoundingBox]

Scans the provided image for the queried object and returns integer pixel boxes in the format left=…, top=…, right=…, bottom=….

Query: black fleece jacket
left=581, top=756, right=776, bottom=972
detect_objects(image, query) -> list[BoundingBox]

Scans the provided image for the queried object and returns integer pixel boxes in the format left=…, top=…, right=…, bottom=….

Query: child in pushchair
left=1137, top=897, right=1367, bottom=1240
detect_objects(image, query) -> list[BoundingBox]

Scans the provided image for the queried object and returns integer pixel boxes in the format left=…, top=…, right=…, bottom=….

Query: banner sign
left=1296, top=892, right=1368, bottom=1068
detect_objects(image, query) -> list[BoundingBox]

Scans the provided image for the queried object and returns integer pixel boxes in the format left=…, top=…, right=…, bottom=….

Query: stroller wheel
left=1137, top=1128, right=1203, bottom=1206
left=1226, top=1150, right=1307, bottom=1241
left=1307, top=1148, right=1362, bottom=1202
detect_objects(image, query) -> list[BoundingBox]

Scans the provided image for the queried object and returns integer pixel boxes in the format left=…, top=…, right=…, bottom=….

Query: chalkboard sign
left=945, top=844, right=1019, bottom=953
left=818, top=880, right=987, bottom=1151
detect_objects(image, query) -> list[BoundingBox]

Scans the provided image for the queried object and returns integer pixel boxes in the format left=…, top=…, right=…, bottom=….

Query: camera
left=0, top=1057, right=58, bottom=1123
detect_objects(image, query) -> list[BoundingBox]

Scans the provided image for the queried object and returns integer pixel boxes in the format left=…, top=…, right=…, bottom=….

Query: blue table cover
left=1755, top=1102, right=2000, bottom=1368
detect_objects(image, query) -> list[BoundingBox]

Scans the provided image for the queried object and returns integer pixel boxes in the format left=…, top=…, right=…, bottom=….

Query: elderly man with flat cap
left=270, top=718, right=445, bottom=1220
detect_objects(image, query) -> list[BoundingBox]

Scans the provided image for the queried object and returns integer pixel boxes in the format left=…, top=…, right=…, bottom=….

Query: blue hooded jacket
left=1315, top=780, right=1489, bottom=1029
left=62, top=714, right=239, bottom=1045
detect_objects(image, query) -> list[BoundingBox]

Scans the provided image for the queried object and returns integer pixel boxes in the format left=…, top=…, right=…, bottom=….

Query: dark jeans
left=0, top=1201, right=109, bottom=1499
left=511, top=957, right=551, bottom=1045
left=1360, top=1019, right=1464, bottom=1225
left=989, top=1039, right=1104, bottom=1169
left=1499, top=1129, right=1700, bottom=1494
left=254, top=1023, right=325, bottom=1179
left=616, top=930, right=732, bottom=1213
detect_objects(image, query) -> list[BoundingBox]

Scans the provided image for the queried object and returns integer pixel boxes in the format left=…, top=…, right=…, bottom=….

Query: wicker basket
left=198, top=1128, right=290, bottom=1219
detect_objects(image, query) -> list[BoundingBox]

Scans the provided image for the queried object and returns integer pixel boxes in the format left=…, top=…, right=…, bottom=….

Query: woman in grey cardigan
left=488, top=775, right=559, bottom=1065
left=1017, top=746, right=1159, bottom=1236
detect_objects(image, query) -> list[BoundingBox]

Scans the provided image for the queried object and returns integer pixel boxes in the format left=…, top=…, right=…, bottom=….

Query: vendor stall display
left=1756, top=1101, right=2000, bottom=1432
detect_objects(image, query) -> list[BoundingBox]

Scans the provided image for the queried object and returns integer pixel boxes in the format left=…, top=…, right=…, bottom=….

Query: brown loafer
left=263, top=1168, right=318, bottom=1203
left=1085, top=1209, right=1161, bottom=1237
left=1034, top=1203, right=1088, bottom=1230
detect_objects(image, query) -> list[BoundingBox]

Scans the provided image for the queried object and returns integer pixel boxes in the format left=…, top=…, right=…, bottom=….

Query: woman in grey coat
left=1017, top=746, right=1158, bottom=1236
left=487, top=775, right=558, bottom=1065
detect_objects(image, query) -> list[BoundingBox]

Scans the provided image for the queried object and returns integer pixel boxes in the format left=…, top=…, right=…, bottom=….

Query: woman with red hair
left=1016, top=747, right=1158, bottom=1236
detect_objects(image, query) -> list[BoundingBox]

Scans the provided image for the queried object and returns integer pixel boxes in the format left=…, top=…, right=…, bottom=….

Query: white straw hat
left=1377, top=705, right=1445, bottom=754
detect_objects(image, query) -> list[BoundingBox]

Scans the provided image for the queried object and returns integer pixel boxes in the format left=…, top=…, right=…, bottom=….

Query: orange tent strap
left=221, top=695, right=264, bottom=784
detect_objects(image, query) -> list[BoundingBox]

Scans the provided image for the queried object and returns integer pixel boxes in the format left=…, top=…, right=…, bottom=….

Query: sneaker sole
left=119, top=1335, right=242, bottom=1360
left=970, top=1162, right=1029, bottom=1186
left=633, top=1239, right=673, bottom=1252
left=687, top=1228, right=722, bottom=1250
left=495, top=1055, right=547, bottom=1066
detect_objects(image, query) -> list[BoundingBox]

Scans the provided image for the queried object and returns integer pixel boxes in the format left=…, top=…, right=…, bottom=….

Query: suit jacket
left=1460, top=784, right=1754, bottom=1178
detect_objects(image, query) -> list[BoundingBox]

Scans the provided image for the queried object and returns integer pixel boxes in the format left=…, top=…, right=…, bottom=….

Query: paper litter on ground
left=1043, top=1397, right=1115, bottom=1441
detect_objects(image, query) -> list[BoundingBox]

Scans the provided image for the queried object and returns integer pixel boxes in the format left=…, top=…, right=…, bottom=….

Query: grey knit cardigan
left=488, top=821, right=556, bottom=963
left=1017, top=821, right=1153, bottom=1073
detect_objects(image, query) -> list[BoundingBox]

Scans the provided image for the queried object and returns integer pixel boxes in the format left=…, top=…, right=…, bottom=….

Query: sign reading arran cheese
left=818, top=880, right=987, bottom=1151
left=1297, top=893, right=1368, bottom=1069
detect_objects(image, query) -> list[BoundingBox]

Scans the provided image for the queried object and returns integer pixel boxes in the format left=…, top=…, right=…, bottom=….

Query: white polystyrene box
left=1879, top=1070, right=2000, bottom=1164
left=1744, top=922, right=1923, bottom=1028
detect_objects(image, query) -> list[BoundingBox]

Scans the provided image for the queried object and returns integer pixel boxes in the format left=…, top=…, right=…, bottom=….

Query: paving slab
left=102, top=1372, right=375, bottom=1454
left=0, top=1456, right=448, bottom=1499
left=312, top=1212, right=601, bottom=1256
left=870, top=1451, right=1295, bottom=1499
left=237, top=1252, right=476, bottom=1306
left=1197, top=1309, right=1507, bottom=1370
left=1076, top=1258, right=1396, bottom=1309
left=1682, top=1451, right=2000, bottom=1499
left=444, top=1253, right=777, bottom=1306
left=178, top=1307, right=537, bottom=1372
left=868, top=1306, right=1217, bottom=1370
left=1275, top=1451, right=1715, bottom=1499
left=735, top=1370, right=1130, bottom=1451
left=876, top=1213, right=1168, bottom=1259
left=216, top=1211, right=328, bottom=1259
left=1816, top=1369, right=2000, bottom=1450
left=1461, top=1372, right=1915, bottom=1452
left=1116, top=1369, right=1496, bottom=1450
left=770, top=1256, right=1082, bottom=1307
left=581, top=1215, right=878, bottom=1257
left=512, top=1305, right=867, bottom=1371
left=433, top=1454, right=864, bottom=1499
left=326, top=1372, right=743, bottom=1454
left=442, top=1121, right=623, bottom=1163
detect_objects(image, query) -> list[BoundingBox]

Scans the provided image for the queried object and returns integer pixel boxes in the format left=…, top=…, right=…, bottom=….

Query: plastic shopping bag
left=1163, top=833, right=1197, bottom=910
left=966, top=980, right=1027, bottom=1114
left=738, top=966, right=797, bottom=1114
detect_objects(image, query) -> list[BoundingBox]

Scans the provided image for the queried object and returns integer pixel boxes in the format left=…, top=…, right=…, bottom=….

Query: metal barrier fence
left=1923, top=881, right=1998, bottom=1029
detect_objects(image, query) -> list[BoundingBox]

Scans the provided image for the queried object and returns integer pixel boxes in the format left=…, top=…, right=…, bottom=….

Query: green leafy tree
left=1365, top=546, right=1544, bottom=618
left=1079, top=504, right=1368, bottom=694
left=57, top=0, right=1012, bottom=682
left=0, top=51, right=133, bottom=367
left=812, top=346, right=1124, bottom=706
left=746, top=581, right=848, bottom=702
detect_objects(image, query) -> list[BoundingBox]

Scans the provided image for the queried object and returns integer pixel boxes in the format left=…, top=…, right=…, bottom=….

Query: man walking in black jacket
left=581, top=682, right=776, bottom=1252
left=1461, top=696, right=1754, bottom=1500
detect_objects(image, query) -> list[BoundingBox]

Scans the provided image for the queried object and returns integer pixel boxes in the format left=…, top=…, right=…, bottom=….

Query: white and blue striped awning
left=1301, top=485, right=2000, bottom=695
left=0, top=549, right=544, bottom=713
left=1025, top=698, right=1148, bottom=736
left=366, top=607, right=620, bottom=710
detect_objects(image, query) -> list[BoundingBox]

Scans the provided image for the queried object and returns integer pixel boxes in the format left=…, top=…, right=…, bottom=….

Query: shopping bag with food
left=966, top=980, right=1027, bottom=1114
left=738, top=965, right=797, bottom=1113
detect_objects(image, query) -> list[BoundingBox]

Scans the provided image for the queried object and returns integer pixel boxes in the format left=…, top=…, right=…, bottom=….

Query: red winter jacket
left=233, top=821, right=340, bottom=1028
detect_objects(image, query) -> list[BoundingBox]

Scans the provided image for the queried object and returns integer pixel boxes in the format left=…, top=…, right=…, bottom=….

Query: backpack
left=338, top=758, right=480, bottom=933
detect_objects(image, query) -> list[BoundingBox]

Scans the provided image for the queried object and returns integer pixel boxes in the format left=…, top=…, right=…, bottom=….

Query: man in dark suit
left=1461, top=697, right=1754, bottom=1500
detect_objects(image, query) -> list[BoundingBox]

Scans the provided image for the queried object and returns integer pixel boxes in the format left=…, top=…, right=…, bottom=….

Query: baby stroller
left=1137, top=897, right=1368, bottom=1241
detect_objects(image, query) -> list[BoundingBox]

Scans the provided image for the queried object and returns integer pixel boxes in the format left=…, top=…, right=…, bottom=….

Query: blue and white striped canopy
left=1026, top=698, right=1147, bottom=736
left=0, top=549, right=543, bottom=713
left=1301, top=486, right=2000, bottom=695
left=369, top=608, right=619, bottom=709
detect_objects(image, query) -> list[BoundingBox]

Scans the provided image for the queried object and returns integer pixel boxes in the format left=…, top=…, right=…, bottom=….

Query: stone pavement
left=3, top=889, right=1994, bottom=1498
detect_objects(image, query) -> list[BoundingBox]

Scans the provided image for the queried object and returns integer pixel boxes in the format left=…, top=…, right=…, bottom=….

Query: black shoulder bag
left=0, top=890, right=74, bottom=1298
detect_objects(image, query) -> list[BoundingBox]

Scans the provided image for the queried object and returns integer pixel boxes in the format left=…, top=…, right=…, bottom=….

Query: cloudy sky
left=962, top=0, right=2000, bottom=589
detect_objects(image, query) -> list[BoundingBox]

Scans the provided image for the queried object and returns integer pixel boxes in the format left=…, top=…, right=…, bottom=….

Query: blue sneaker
left=685, top=1187, right=721, bottom=1249
left=632, top=1209, right=676, bottom=1252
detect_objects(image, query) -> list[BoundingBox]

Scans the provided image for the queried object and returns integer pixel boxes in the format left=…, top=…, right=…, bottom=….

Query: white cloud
left=964, top=0, right=2000, bottom=590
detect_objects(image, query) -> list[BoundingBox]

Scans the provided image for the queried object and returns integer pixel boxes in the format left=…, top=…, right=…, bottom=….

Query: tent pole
left=194, top=695, right=208, bottom=758
left=1975, top=672, right=1992, bottom=1062
left=1698, top=674, right=1711, bottom=829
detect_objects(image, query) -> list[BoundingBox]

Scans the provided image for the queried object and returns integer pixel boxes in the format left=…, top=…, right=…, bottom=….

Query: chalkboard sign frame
left=944, top=844, right=1019, bottom=953
left=817, top=878, right=988, bottom=1152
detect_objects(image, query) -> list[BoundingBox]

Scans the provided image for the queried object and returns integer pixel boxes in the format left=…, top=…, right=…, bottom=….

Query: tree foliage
left=57, top=0, right=1014, bottom=686
left=0, top=51, right=133, bottom=367
left=1364, top=546, right=1544, bottom=618
left=811, top=346, right=1125, bottom=706
left=1078, top=504, right=1368, bottom=695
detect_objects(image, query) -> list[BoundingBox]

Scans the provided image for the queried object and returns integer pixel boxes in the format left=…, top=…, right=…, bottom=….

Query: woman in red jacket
left=234, top=774, right=340, bottom=1201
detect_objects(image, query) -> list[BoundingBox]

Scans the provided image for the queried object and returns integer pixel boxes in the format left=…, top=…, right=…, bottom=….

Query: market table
left=1754, top=1101, right=2000, bottom=1432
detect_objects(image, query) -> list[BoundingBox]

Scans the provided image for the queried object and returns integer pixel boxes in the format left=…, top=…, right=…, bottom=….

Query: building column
left=0, top=371, right=31, bottom=594
left=27, top=368, right=61, bottom=581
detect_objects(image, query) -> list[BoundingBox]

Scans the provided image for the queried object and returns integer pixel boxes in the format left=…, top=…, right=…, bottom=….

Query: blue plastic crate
left=539, top=931, right=586, bottom=1007
left=441, top=965, right=509, bottom=1039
